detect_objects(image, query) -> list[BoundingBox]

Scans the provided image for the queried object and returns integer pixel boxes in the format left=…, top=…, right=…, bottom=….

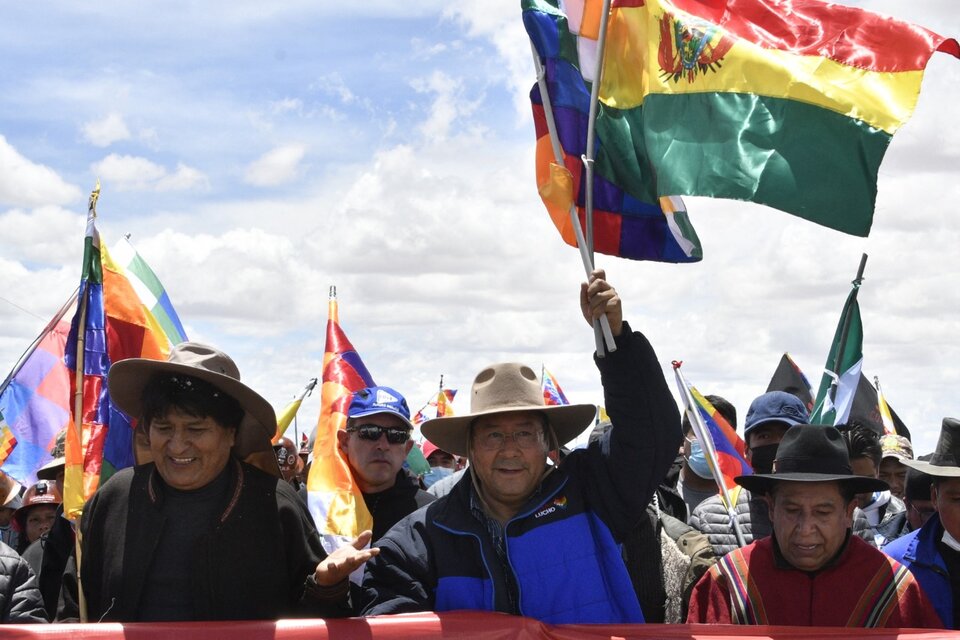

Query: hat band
left=775, top=455, right=852, bottom=477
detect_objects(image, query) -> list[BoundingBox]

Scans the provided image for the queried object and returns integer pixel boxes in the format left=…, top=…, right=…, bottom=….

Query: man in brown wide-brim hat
left=688, top=424, right=942, bottom=628
left=885, top=417, right=960, bottom=628
left=359, top=269, right=683, bottom=624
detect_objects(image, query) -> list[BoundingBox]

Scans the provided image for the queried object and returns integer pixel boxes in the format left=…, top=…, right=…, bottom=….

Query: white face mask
left=942, top=529, right=960, bottom=553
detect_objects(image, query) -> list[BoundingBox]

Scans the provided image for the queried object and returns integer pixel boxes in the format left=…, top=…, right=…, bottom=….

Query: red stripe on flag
left=665, top=0, right=957, bottom=72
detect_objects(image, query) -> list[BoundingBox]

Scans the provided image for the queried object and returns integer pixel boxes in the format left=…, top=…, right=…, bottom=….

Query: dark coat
left=359, top=325, right=682, bottom=624
left=21, top=509, right=73, bottom=621
left=0, top=540, right=47, bottom=623
left=364, top=470, right=435, bottom=542
left=58, top=459, right=348, bottom=622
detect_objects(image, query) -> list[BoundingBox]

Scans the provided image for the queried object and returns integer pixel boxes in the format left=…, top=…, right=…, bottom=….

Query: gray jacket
left=0, top=540, right=47, bottom=623
left=689, top=487, right=877, bottom=557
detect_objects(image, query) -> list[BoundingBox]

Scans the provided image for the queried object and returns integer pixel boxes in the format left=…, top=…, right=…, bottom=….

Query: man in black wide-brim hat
left=886, top=417, right=960, bottom=628
left=687, top=424, right=942, bottom=628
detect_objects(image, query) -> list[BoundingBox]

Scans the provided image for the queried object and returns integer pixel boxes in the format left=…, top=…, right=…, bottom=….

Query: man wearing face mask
left=677, top=396, right=738, bottom=518
left=420, top=440, right=459, bottom=489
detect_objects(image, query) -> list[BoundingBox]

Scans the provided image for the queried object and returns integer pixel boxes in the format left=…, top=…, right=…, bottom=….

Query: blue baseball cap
left=347, top=386, right=413, bottom=429
left=744, top=391, right=809, bottom=437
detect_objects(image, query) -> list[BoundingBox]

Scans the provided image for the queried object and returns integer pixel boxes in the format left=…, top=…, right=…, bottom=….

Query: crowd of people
left=0, top=270, right=955, bottom=630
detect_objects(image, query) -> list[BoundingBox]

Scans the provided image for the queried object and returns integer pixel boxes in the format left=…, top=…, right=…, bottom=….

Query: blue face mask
left=422, top=466, right=454, bottom=488
left=687, top=439, right=714, bottom=480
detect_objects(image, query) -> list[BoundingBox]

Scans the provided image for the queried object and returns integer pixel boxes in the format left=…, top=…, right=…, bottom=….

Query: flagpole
left=529, top=43, right=616, bottom=356
left=72, top=182, right=100, bottom=624
left=582, top=0, right=613, bottom=353
left=826, top=253, right=868, bottom=415
left=582, top=0, right=612, bottom=265
left=672, top=361, right=746, bottom=548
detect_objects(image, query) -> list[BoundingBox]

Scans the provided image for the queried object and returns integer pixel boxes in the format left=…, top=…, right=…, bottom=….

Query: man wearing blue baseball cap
left=338, top=386, right=435, bottom=541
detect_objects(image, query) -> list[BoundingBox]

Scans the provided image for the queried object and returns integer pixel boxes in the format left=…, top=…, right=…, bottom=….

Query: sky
left=0, top=0, right=957, bottom=457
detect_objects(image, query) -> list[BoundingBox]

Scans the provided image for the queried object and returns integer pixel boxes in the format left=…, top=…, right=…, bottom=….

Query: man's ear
left=336, top=429, right=350, bottom=450
left=404, top=439, right=414, bottom=455
left=845, top=496, right=858, bottom=522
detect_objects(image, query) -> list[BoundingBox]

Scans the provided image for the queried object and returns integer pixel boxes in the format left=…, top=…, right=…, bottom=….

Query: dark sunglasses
left=347, top=424, right=411, bottom=445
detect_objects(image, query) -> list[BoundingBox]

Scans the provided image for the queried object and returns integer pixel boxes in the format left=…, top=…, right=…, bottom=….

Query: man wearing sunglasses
left=338, top=387, right=435, bottom=541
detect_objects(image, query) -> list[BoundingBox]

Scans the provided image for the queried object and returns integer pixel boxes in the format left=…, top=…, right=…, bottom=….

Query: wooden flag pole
left=71, top=181, right=100, bottom=623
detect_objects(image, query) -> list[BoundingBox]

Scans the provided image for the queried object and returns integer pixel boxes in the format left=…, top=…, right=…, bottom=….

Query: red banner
left=0, top=612, right=956, bottom=639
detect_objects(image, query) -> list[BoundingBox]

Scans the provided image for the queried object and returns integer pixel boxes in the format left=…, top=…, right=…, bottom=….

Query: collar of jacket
left=145, top=458, right=245, bottom=525
left=431, top=464, right=568, bottom=534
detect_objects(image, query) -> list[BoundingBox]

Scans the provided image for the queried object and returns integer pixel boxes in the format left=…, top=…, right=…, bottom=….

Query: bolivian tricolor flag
left=525, top=0, right=958, bottom=239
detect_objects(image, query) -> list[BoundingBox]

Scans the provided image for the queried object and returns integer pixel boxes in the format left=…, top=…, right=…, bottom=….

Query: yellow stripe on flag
left=600, top=0, right=924, bottom=134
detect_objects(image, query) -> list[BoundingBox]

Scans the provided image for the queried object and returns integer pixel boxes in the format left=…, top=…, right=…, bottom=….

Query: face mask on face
left=422, top=466, right=454, bottom=488
left=686, top=439, right=714, bottom=480
left=943, top=529, right=960, bottom=553
left=749, top=443, right=779, bottom=475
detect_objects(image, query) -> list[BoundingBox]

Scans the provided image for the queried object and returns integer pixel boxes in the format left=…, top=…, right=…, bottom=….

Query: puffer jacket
left=358, top=325, right=682, bottom=624
left=0, top=540, right=47, bottom=623
left=883, top=512, right=952, bottom=628
left=689, top=487, right=877, bottom=557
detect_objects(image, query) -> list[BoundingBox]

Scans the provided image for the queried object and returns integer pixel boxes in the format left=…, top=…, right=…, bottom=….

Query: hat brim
left=421, top=403, right=597, bottom=457
left=36, top=457, right=65, bottom=481
left=736, top=472, right=889, bottom=495
left=902, top=459, right=960, bottom=478
left=108, top=357, right=277, bottom=459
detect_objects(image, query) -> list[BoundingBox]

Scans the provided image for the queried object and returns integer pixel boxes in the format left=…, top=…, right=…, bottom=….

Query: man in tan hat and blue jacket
left=359, top=270, right=682, bottom=623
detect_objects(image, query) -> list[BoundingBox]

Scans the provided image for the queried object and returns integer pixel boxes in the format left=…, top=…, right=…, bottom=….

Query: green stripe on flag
left=595, top=93, right=892, bottom=237
left=126, top=252, right=164, bottom=300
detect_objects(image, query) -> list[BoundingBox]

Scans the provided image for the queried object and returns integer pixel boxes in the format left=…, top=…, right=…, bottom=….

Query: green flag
left=811, top=284, right=864, bottom=425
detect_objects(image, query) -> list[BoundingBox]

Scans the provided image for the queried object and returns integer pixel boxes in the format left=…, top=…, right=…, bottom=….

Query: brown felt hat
left=108, top=342, right=277, bottom=460
left=420, top=362, right=596, bottom=457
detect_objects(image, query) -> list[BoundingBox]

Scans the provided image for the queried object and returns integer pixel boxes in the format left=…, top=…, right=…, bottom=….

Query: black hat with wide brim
left=902, top=418, right=960, bottom=478
left=736, top=424, right=889, bottom=494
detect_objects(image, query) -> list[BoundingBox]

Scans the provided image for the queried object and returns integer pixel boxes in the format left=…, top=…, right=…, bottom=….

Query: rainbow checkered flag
left=307, top=287, right=375, bottom=554
left=541, top=367, right=569, bottom=406
left=64, top=185, right=184, bottom=519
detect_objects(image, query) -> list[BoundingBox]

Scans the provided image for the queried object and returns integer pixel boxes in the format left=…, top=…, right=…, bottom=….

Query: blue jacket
left=883, top=513, right=951, bottom=628
left=359, top=325, right=682, bottom=623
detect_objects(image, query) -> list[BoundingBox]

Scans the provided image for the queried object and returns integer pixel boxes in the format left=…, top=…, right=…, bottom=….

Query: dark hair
left=682, top=395, right=737, bottom=434
left=838, top=422, right=882, bottom=469
left=141, top=374, right=244, bottom=431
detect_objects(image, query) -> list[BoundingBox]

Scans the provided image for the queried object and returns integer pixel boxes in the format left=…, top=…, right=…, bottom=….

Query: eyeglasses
left=475, top=429, right=544, bottom=451
left=346, top=424, right=411, bottom=445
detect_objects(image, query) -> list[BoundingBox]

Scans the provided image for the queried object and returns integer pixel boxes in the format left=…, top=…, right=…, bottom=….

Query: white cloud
left=0, top=136, right=83, bottom=207
left=81, top=112, right=131, bottom=147
left=411, top=71, right=480, bottom=141
left=90, top=154, right=208, bottom=191
left=244, top=144, right=307, bottom=187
